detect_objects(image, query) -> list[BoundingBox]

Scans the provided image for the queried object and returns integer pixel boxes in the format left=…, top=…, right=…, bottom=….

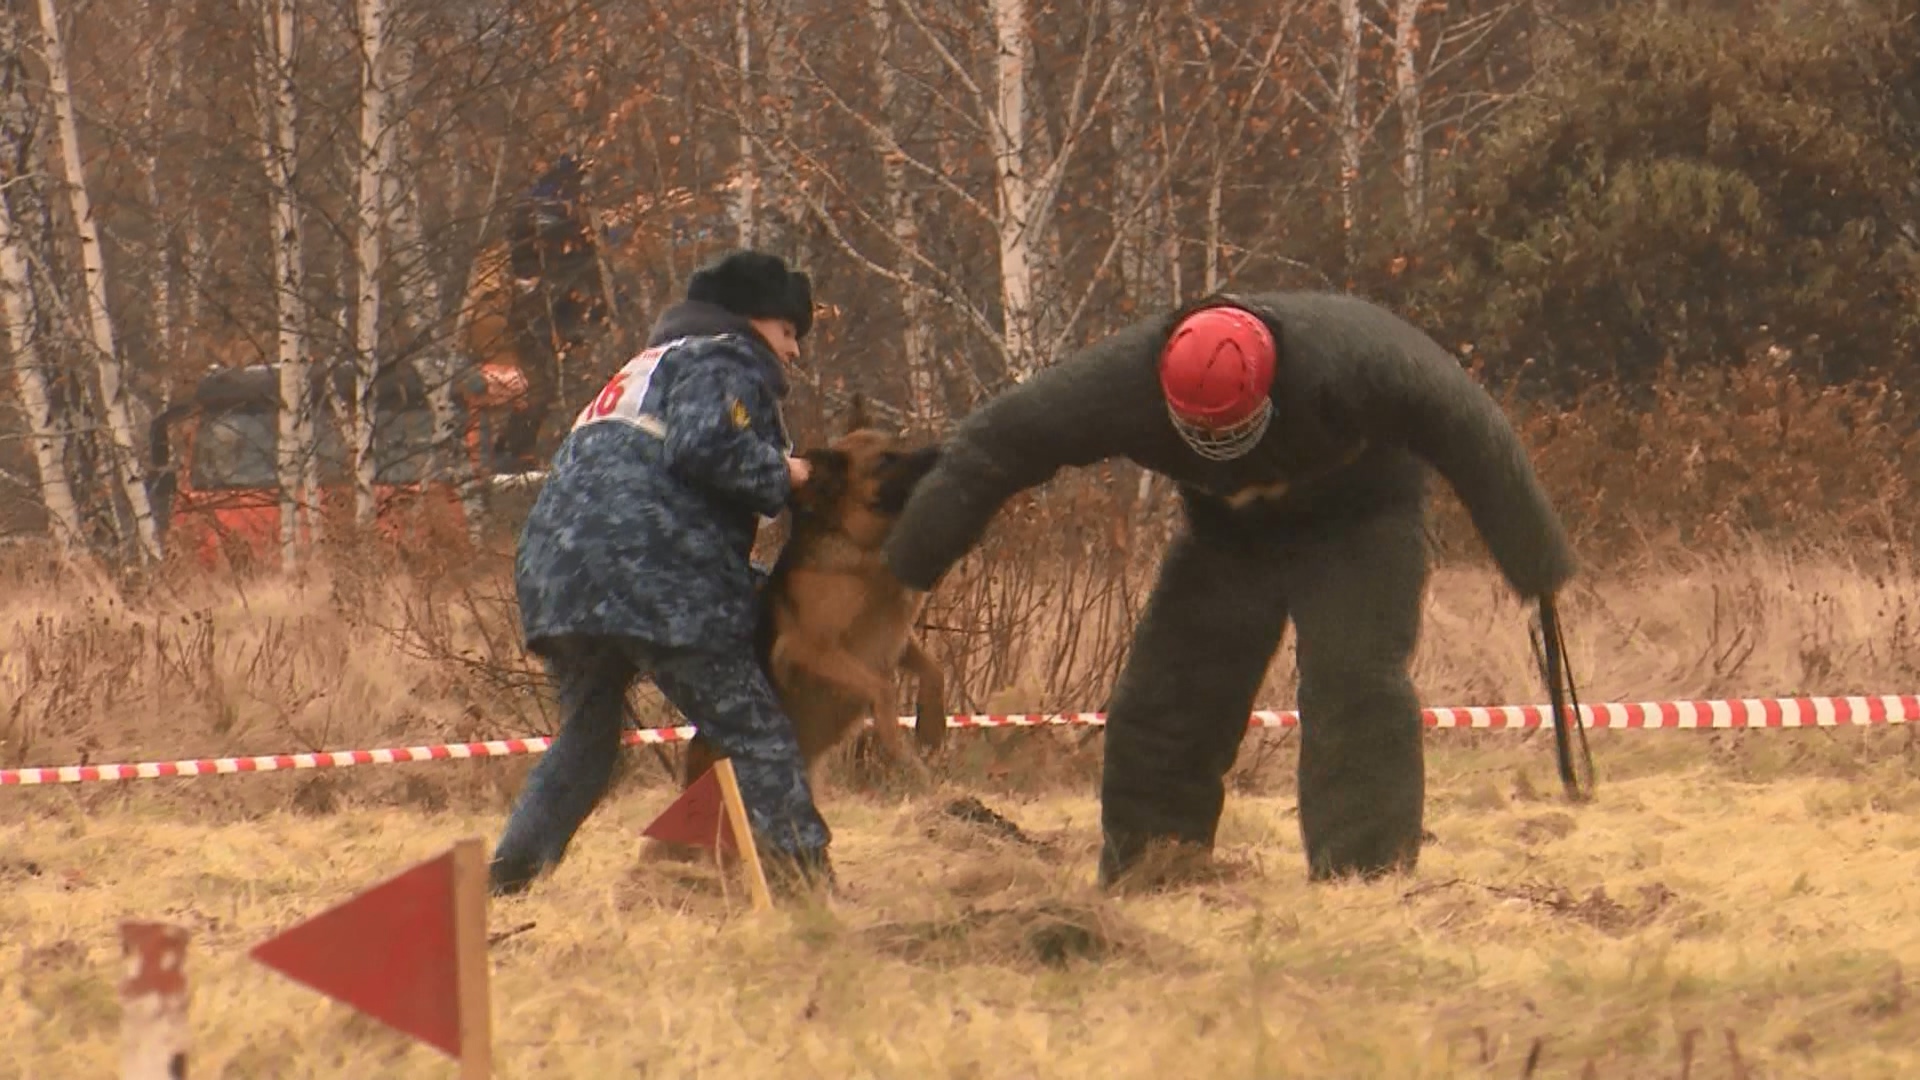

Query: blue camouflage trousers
left=489, top=632, right=831, bottom=893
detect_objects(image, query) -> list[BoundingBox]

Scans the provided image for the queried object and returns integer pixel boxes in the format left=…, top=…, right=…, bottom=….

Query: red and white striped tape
left=3, top=695, right=1915, bottom=787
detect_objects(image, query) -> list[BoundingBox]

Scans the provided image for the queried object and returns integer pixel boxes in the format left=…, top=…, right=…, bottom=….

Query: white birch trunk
left=1393, top=0, right=1425, bottom=237
left=0, top=16, right=78, bottom=547
left=350, top=0, right=388, bottom=527
left=0, top=198, right=84, bottom=549
left=1201, top=19, right=1289, bottom=293
left=866, top=0, right=938, bottom=426
left=186, top=91, right=214, bottom=335
left=1148, top=40, right=1181, bottom=305
left=1149, top=33, right=1177, bottom=521
left=1108, top=28, right=1166, bottom=313
left=989, top=0, right=1038, bottom=380
left=1336, top=0, right=1364, bottom=279
left=34, top=0, right=162, bottom=563
left=256, top=0, right=312, bottom=563
left=730, top=0, right=757, bottom=247
left=186, top=219, right=209, bottom=332
left=141, top=0, right=181, bottom=371
left=1202, top=48, right=1228, bottom=293
left=381, top=39, right=484, bottom=540
left=1205, top=155, right=1226, bottom=292
left=758, top=0, right=796, bottom=254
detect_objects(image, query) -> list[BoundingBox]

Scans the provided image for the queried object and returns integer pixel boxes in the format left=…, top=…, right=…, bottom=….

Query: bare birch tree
left=1334, top=0, right=1364, bottom=278
left=33, top=0, right=161, bottom=562
left=0, top=217, right=80, bottom=548
left=986, top=0, right=1040, bottom=376
left=1386, top=0, right=1532, bottom=238
left=1105, top=2, right=1171, bottom=315
left=255, top=0, right=314, bottom=563
left=349, top=0, right=390, bottom=528
left=378, top=28, right=485, bottom=540
left=735, top=0, right=1157, bottom=392
left=0, top=126, right=82, bottom=548
left=1185, top=12, right=1302, bottom=292
left=865, top=0, right=940, bottom=425
left=137, top=0, right=185, bottom=372
left=1392, top=0, right=1425, bottom=236
left=730, top=0, right=758, bottom=247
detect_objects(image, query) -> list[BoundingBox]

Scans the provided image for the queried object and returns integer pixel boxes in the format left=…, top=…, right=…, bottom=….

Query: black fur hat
left=686, top=249, right=814, bottom=340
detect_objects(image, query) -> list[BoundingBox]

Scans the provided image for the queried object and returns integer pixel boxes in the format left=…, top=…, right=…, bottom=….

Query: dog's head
left=791, top=395, right=941, bottom=548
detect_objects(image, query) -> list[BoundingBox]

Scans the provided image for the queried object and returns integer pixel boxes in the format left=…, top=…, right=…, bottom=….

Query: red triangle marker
left=642, top=765, right=738, bottom=852
left=250, top=841, right=489, bottom=1068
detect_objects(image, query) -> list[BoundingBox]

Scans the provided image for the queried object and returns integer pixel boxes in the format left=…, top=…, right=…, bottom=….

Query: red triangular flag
left=642, top=766, right=737, bottom=852
left=250, top=847, right=465, bottom=1058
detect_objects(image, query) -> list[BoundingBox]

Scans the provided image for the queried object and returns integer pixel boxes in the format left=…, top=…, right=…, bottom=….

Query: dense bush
left=1408, top=4, right=1920, bottom=395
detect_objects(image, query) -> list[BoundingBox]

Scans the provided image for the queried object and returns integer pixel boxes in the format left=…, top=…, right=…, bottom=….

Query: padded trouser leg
left=491, top=636, right=634, bottom=894
left=1280, top=509, right=1430, bottom=881
left=1098, top=517, right=1290, bottom=888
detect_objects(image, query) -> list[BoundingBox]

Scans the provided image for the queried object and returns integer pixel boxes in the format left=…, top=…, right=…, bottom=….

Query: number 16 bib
left=572, top=339, right=683, bottom=436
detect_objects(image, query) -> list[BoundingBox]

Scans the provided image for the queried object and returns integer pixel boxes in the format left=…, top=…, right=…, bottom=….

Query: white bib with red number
left=572, top=338, right=686, bottom=435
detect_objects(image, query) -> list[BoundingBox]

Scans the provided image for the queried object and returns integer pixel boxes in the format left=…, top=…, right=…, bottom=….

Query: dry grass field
left=4, top=540, right=1920, bottom=1077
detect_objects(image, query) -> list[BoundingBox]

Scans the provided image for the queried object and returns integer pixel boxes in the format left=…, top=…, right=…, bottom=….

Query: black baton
left=1532, top=593, right=1595, bottom=801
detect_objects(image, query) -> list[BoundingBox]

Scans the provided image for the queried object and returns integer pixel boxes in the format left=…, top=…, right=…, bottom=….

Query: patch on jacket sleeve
left=730, top=398, right=752, bottom=431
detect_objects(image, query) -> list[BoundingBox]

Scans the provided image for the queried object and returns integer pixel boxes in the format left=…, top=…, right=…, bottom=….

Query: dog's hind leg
left=771, top=634, right=934, bottom=791
left=853, top=669, right=936, bottom=793
left=861, top=697, right=934, bottom=790
left=681, top=735, right=722, bottom=789
left=898, top=635, right=948, bottom=754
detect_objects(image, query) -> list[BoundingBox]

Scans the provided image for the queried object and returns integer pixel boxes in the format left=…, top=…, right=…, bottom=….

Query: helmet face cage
left=1167, top=396, right=1273, bottom=462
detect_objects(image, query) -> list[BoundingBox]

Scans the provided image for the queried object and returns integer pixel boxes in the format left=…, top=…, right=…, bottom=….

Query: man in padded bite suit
left=882, top=291, right=1592, bottom=888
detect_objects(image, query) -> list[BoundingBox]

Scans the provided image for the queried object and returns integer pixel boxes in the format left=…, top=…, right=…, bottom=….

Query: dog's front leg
left=771, top=635, right=894, bottom=721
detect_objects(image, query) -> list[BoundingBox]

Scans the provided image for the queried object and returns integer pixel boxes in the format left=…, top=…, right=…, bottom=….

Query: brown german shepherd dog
left=676, top=396, right=948, bottom=804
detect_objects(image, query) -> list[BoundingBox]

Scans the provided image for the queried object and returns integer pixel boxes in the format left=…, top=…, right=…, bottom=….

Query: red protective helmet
left=1158, top=303, right=1277, bottom=460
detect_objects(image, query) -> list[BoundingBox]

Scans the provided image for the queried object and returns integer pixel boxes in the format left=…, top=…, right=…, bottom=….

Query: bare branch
left=1027, top=3, right=1154, bottom=244
left=891, top=0, right=993, bottom=125
left=729, top=117, right=1009, bottom=367
left=786, top=50, right=994, bottom=221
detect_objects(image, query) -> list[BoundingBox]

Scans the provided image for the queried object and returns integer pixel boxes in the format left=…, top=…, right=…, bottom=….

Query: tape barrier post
left=249, top=838, right=492, bottom=1077
left=712, top=759, right=775, bottom=912
left=119, top=922, right=190, bottom=1080
left=450, top=839, right=493, bottom=1080
left=6, top=696, right=1919, bottom=787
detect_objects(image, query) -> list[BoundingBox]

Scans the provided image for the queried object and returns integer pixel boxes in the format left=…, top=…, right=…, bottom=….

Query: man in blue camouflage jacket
left=490, top=249, right=832, bottom=898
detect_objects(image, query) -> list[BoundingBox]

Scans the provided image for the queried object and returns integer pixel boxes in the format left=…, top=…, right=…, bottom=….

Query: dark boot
left=489, top=851, right=548, bottom=897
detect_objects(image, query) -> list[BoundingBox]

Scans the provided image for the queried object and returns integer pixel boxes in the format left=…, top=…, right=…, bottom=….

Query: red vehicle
left=148, top=360, right=534, bottom=570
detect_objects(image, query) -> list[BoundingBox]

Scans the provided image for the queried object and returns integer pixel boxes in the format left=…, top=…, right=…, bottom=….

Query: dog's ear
left=842, top=393, right=872, bottom=435
left=793, top=447, right=850, bottom=513
left=873, top=444, right=942, bottom=515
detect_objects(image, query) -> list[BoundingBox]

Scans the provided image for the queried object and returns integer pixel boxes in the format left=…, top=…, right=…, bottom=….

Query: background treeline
left=0, top=0, right=1915, bottom=573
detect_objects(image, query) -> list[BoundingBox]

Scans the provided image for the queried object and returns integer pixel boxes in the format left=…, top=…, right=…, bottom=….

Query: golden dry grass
left=4, top=544, right=1920, bottom=1077
left=6, top=739, right=1920, bottom=1078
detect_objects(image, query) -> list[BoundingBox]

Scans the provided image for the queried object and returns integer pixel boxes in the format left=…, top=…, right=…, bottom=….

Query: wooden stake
left=119, top=921, right=190, bottom=1080
left=712, top=758, right=775, bottom=911
left=449, top=838, right=493, bottom=1078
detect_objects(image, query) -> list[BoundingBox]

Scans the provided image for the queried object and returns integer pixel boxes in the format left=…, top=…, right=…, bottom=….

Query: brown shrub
left=1, top=363, right=1913, bottom=791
